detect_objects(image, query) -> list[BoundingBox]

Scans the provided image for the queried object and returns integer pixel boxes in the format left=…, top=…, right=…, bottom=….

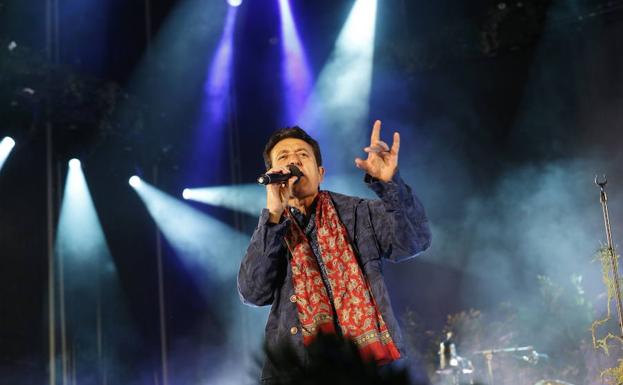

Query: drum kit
left=435, top=334, right=575, bottom=385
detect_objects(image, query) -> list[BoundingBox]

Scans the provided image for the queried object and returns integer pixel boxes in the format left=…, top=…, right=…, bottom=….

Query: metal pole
left=226, top=38, right=246, bottom=367
left=71, top=343, right=77, bottom=385
left=484, top=351, right=494, bottom=385
left=97, top=270, right=103, bottom=385
left=54, top=0, right=59, bottom=63
left=145, top=0, right=152, bottom=49
left=57, top=162, right=68, bottom=385
left=46, top=0, right=61, bottom=381
left=154, top=165, right=169, bottom=385
left=46, top=124, right=57, bottom=385
left=595, top=176, right=623, bottom=337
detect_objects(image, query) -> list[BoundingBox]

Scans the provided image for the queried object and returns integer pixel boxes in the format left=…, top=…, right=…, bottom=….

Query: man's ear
left=318, top=166, right=325, bottom=183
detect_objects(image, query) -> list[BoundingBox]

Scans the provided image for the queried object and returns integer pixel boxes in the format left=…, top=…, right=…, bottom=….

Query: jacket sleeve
left=237, top=209, right=289, bottom=306
left=365, top=170, right=431, bottom=262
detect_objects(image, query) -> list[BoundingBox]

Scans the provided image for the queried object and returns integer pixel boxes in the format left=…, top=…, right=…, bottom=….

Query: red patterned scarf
left=284, top=191, right=401, bottom=365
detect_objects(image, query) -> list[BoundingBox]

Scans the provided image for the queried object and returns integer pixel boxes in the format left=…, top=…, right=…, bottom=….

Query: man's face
left=269, top=138, right=324, bottom=199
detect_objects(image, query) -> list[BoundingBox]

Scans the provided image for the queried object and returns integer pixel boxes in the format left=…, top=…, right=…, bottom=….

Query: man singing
left=238, top=120, right=432, bottom=383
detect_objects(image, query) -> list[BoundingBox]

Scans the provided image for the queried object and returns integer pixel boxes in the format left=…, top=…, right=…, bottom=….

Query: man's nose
left=288, top=156, right=302, bottom=166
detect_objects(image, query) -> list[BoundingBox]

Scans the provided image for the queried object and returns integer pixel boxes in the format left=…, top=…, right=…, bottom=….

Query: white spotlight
left=0, top=136, right=16, bottom=172
left=68, top=158, right=81, bottom=169
left=227, top=0, right=242, bottom=7
left=1, top=136, right=15, bottom=149
left=182, top=188, right=191, bottom=200
left=129, top=176, right=142, bottom=188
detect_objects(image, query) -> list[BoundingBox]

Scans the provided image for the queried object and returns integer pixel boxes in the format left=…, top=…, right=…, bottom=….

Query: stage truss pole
left=153, top=165, right=169, bottom=385
left=595, top=175, right=623, bottom=337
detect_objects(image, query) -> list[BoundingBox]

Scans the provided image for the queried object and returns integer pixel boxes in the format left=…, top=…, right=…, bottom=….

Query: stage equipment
left=437, top=332, right=474, bottom=385
left=68, top=158, right=81, bottom=169
left=594, top=175, right=623, bottom=336
left=0, top=136, right=16, bottom=171
left=473, top=346, right=535, bottom=385
left=257, top=165, right=303, bottom=185
left=129, top=175, right=142, bottom=188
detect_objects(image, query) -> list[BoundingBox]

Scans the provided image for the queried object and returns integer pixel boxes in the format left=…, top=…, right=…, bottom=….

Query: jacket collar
left=326, top=191, right=361, bottom=242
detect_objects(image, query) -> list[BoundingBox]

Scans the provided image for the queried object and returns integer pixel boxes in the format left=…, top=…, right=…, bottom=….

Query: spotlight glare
left=129, top=176, right=142, bottom=188
left=227, top=0, right=242, bottom=7
left=68, top=158, right=81, bottom=169
left=183, top=184, right=265, bottom=216
left=1, top=136, right=15, bottom=149
left=182, top=188, right=191, bottom=200
left=0, top=136, right=16, bottom=172
left=130, top=180, right=249, bottom=282
left=299, top=0, right=378, bottom=169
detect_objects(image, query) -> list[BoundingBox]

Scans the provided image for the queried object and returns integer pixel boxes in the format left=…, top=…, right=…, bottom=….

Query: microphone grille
left=288, top=165, right=303, bottom=177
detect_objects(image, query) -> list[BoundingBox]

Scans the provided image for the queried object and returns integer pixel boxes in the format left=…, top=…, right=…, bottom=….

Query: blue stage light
left=189, top=5, right=238, bottom=185
left=129, top=176, right=142, bottom=188
left=278, top=0, right=312, bottom=123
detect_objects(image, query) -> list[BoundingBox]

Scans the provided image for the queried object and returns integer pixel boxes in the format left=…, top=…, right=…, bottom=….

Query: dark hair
left=263, top=126, right=322, bottom=169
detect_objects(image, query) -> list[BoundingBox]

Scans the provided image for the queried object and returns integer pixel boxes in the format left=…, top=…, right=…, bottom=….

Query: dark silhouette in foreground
left=261, top=333, right=415, bottom=385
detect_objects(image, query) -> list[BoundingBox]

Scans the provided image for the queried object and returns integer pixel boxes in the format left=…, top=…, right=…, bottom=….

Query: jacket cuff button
left=290, top=327, right=298, bottom=335
left=289, top=295, right=297, bottom=303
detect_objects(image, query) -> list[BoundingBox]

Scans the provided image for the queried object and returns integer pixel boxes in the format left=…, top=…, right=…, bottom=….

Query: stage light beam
left=57, top=163, right=112, bottom=263
left=204, top=6, right=237, bottom=127
left=189, top=5, right=238, bottom=184
left=68, top=158, right=81, bottom=169
left=56, top=161, right=133, bottom=385
left=131, top=180, right=248, bottom=283
left=182, top=184, right=265, bottom=216
left=129, top=176, right=142, bottom=188
left=278, top=0, right=312, bottom=123
left=183, top=176, right=375, bottom=217
left=0, top=136, right=16, bottom=171
left=299, top=0, right=378, bottom=169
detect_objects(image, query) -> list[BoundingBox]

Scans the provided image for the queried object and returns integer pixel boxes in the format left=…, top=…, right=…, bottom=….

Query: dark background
left=1, top=0, right=622, bottom=384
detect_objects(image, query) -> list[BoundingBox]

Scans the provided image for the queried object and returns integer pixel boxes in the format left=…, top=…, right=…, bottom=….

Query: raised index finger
left=370, top=120, right=382, bottom=145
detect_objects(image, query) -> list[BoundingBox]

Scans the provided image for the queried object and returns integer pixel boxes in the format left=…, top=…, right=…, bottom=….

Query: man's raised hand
left=354, top=120, right=400, bottom=182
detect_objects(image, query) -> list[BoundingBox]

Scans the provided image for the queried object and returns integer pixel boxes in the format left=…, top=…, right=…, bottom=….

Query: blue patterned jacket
left=237, top=172, right=431, bottom=382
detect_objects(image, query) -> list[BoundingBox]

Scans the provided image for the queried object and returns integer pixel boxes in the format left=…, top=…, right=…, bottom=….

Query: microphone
left=257, top=165, right=303, bottom=185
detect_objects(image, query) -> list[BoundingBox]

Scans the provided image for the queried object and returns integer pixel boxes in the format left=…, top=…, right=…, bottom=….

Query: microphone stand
left=473, top=346, right=533, bottom=385
left=595, top=175, right=623, bottom=337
